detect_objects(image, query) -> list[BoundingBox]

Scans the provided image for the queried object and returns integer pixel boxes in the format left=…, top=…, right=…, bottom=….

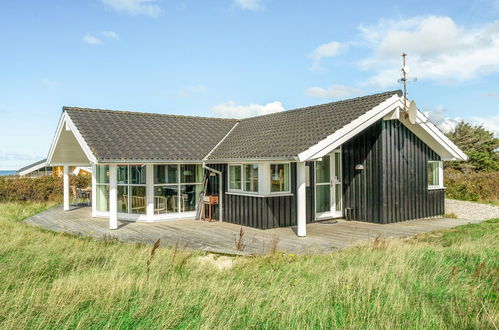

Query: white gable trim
left=298, top=95, right=403, bottom=161
left=47, top=112, right=97, bottom=165
left=18, top=161, right=48, bottom=176
left=297, top=94, right=468, bottom=162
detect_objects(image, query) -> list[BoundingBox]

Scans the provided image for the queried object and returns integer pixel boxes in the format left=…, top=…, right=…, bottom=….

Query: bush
left=0, top=175, right=91, bottom=202
left=445, top=169, right=499, bottom=204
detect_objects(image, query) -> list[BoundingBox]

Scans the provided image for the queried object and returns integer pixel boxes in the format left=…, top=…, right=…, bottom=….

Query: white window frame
left=153, top=164, right=204, bottom=215
left=117, top=164, right=147, bottom=215
left=95, top=165, right=110, bottom=212
left=228, top=163, right=260, bottom=194
left=428, top=160, right=444, bottom=190
left=269, top=162, right=291, bottom=194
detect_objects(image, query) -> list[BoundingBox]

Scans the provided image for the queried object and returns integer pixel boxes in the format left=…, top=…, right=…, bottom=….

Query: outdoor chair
left=155, top=196, right=167, bottom=214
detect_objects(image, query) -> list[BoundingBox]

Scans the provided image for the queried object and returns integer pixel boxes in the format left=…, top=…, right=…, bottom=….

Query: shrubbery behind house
left=0, top=175, right=91, bottom=202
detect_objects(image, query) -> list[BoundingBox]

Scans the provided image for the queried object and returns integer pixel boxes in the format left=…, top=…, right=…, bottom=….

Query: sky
left=1, top=0, right=499, bottom=170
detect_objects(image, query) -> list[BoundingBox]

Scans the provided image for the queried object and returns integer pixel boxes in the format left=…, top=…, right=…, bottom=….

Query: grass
left=0, top=202, right=498, bottom=329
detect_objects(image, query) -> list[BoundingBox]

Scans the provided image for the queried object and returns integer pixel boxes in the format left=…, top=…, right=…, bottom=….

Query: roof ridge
left=63, top=106, right=239, bottom=122
left=240, top=90, right=402, bottom=122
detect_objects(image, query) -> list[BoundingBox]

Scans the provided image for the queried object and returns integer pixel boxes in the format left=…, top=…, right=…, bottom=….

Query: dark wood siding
left=342, top=119, right=445, bottom=223
left=206, top=163, right=298, bottom=229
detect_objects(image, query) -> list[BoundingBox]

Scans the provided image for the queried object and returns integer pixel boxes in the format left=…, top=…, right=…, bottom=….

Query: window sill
left=226, top=191, right=294, bottom=198
left=428, top=186, right=446, bottom=190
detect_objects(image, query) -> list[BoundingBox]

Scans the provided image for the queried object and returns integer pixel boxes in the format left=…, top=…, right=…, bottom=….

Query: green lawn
left=0, top=202, right=497, bottom=329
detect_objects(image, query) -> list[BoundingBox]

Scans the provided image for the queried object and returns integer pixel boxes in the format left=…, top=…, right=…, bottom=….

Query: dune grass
left=0, top=202, right=497, bottom=329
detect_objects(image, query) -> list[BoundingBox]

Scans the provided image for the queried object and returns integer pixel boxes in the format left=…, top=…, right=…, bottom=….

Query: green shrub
left=445, top=169, right=499, bottom=204
left=0, top=175, right=91, bottom=202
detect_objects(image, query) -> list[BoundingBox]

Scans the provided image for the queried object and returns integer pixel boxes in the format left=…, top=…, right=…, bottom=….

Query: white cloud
left=232, top=0, right=265, bottom=11
left=483, top=92, right=499, bottom=99
left=425, top=106, right=499, bottom=137
left=305, top=84, right=362, bottom=99
left=358, top=16, right=499, bottom=87
left=177, top=84, right=208, bottom=97
left=102, top=0, right=162, bottom=17
left=309, top=41, right=345, bottom=72
left=212, top=101, right=285, bottom=118
left=83, top=34, right=102, bottom=45
left=41, top=78, right=58, bottom=87
left=101, top=31, right=120, bottom=40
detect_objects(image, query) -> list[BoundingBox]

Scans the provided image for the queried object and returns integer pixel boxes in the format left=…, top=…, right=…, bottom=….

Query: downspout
left=202, top=162, right=223, bottom=222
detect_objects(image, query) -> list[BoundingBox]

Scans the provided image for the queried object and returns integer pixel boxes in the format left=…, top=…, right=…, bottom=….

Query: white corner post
left=146, top=164, right=154, bottom=222
left=63, top=165, right=70, bottom=211
left=91, top=163, right=97, bottom=217
left=296, top=161, right=307, bottom=237
left=109, top=164, right=118, bottom=230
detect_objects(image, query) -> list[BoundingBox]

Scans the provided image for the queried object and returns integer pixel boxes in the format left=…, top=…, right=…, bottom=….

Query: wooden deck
left=24, top=203, right=489, bottom=255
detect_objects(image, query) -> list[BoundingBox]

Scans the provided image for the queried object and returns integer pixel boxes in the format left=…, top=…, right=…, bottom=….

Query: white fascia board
left=298, top=95, right=404, bottom=161
left=64, top=113, right=97, bottom=163
left=46, top=112, right=67, bottom=165
left=47, top=111, right=97, bottom=165
left=18, top=161, right=48, bottom=176
left=415, top=111, right=468, bottom=161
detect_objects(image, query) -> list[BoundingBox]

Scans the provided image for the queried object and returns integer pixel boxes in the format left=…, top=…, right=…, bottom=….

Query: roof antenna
left=398, top=53, right=417, bottom=117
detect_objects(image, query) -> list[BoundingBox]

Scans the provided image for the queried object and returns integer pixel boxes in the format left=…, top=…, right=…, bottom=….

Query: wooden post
left=109, top=164, right=118, bottom=230
left=297, top=161, right=307, bottom=237
left=63, top=165, right=70, bottom=211
left=91, top=163, right=97, bottom=217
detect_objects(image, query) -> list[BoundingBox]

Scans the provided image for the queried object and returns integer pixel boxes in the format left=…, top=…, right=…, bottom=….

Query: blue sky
left=1, top=0, right=499, bottom=169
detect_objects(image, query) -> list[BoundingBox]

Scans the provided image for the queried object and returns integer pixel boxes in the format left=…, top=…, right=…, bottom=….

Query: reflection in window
left=229, top=165, right=241, bottom=190
left=428, top=161, right=441, bottom=187
left=270, top=164, right=289, bottom=192
left=244, top=164, right=259, bottom=192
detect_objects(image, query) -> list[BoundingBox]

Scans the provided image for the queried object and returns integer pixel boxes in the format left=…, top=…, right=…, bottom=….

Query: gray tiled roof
left=207, top=90, right=402, bottom=161
left=64, top=90, right=401, bottom=162
left=65, top=108, right=238, bottom=161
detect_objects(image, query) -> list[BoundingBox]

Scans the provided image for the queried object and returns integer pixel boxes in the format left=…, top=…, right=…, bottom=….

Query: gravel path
left=445, top=199, right=499, bottom=221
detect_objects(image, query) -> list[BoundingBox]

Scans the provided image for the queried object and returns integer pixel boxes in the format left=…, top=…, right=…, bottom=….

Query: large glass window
left=229, top=164, right=259, bottom=193
left=116, top=165, right=147, bottom=214
left=154, top=164, right=203, bottom=214
left=96, top=165, right=109, bottom=211
left=270, top=163, right=290, bottom=193
left=428, top=161, right=441, bottom=188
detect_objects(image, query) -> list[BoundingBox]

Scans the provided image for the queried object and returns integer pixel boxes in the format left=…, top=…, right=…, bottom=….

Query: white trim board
left=18, top=161, right=48, bottom=176
left=47, top=112, right=97, bottom=165
left=297, top=95, right=467, bottom=162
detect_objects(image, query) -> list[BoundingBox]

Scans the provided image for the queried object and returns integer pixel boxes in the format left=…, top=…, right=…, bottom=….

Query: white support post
left=91, top=163, right=97, bottom=217
left=63, top=165, right=70, bottom=211
left=296, top=161, right=307, bottom=237
left=146, top=164, right=154, bottom=222
left=109, top=164, right=118, bottom=230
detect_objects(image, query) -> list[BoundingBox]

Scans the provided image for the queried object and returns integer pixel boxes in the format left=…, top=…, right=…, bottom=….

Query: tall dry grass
left=0, top=202, right=497, bottom=328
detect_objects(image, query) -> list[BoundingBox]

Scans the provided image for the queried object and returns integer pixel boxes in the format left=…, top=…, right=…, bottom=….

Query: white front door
left=315, top=150, right=343, bottom=219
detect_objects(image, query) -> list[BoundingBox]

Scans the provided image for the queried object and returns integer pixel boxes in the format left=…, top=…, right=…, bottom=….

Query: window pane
left=316, top=156, right=330, bottom=183
left=130, top=165, right=146, bottom=185
left=229, top=165, right=241, bottom=190
left=316, top=185, right=330, bottom=213
left=154, top=186, right=178, bottom=214
left=131, top=186, right=146, bottom=214
left=244, top=164, right=259, bottom=192
left=428, top=162, right=439, bottom=186
left=335, top=183, right=342, bottom=212
left=117, top=185, right=129, bottom=213
left=270, top=164, right=290, bottom=192
left=154, top=165, right=177, bottom=184
left=96, top=185, right=109, bottom=211
left=117, top=166, right=128, bottom=184
left=96, top=165, right=109, bottom=184
left=180, top=184, right=203, bottom=212
left=334, top=152, right=341, bottom=181
left=181, top=164, right=203, bottom=183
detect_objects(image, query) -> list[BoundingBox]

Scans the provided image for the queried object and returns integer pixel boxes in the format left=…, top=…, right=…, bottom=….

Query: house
left=46, top=90, right=467, bottom=236
left=17, top=159, right=91, bottom=178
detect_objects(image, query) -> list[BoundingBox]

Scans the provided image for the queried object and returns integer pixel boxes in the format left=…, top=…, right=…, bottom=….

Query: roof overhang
left=47, top=111, right=96, bottom=166
left=18, top=161, right=48, bottom=176
left=297, top=95, right=467, bottom=162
